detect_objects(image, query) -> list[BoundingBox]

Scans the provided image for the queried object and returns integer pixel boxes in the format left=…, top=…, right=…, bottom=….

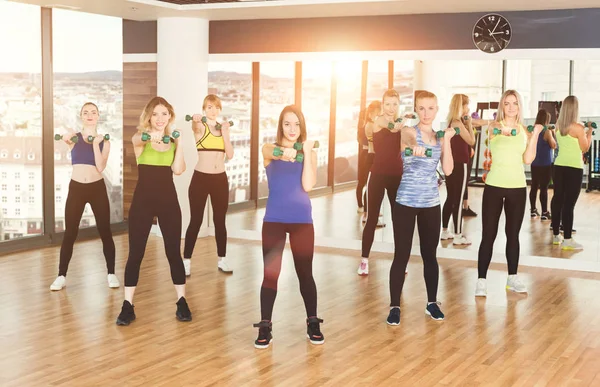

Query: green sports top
left=485, top=122, right=527, bottom=189
left=137, top=142, right=175, bottom=167
left=554, top=129, right=583, bottom=169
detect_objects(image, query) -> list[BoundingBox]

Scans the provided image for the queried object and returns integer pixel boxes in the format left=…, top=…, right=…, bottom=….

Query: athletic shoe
left=475, top=278, right=487, bottom=297
left=540, top=211, right=551, bottom=221
left=376, top=216, right=386, bottom=228
left=463, top=207, right=478, bottom=217
left=107, top=274, right=120, bottom=288
left=50, top=275, right=66, bottom=291
left=453, top=234, right=472, bottom=245
left=440, top=230, right=454, bottom=240
left=530, top=209, right=539, bottom=218
left=218, top=257, right=233, bottom=273
left=386, top=307, right=401, bottom=326
left=306, top=317, right=325, bottom=345
left=176, top=297, right=192, bottom=322
left=425, top=302, right=445, bottom=320
left=116, top=300, right=136, bottom=326
left=562, top=238, right=583, bottom=251
left=183, top=258, right=191, bottom=276
left=361, top=213, right=367, bottom=223
left=506, top=275, right=527, bottom=293
left=357, top=259, right=369, bottom=276
left=253, top=320, right=273, bottom=349
left=552, top=235, right=563, bottom=245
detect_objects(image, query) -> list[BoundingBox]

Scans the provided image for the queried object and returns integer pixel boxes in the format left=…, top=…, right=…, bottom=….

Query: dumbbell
left=291, top=141, right=321, bottom=151
left=483, top=160, right=492, bottom=171
left=584, top=121, right=598, bottom=129
left=273, top=147, right=304, bottom=163
left=404, top=147, right=432, bottom=157
left=141, top=130, right=180, bottom=144
left=54, top=134, right=78, bottom=143
left=185, top=115, right=208, bottom=123
left=435, top=127, right=460, bottom=138
left=404, top=114, right=417, bottom=119
left=493, top=128, right=516, bottom=136
left=493, top=112, right=497, bottom=120
left=215, top=121, right=234, bottom=130
left=387, top=118, right=403, bottom=129
left=87, top=134, right=110, bottom=142
left=484, top=148, right=492, bottom=159
left=471, top=112, right=481, bottom=120
left=526, top=125, right=555, bottom=133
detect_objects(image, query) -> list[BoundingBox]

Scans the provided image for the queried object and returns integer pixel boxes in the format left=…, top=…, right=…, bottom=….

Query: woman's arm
left=92, top=135, right=109, bottom=173
left=221, top=121, right=234, bottom=160
left=544, top=129, right=557, bottom=150
left=262, top=143, right=296, bottom=168
left=441, top=130, right=454, bottom=176
left=171, top=137, right=186, bottom=175
left=573, top=123, right=592, bottom=153
left=453, top=119, right=475, bottom=146
left=523, top=124, right=543, bottom=164
left=191, top=115, right=206, bottom=136
left=301, top=141, right=318, bottom=192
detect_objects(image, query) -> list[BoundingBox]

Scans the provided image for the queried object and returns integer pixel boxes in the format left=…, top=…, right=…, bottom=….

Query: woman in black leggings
left=50, top=102, right=117, bottom=291
left=116, top=96, right=191, bottom=326
left=529, top=109, right=556, bottom=220
left=184, top=94, right=234, bottom=275
left=356, top=101, right=381, bottom=221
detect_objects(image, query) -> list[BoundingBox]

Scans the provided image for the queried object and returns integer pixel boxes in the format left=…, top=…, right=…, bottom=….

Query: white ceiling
left=6, top=0, right=600, bottom=21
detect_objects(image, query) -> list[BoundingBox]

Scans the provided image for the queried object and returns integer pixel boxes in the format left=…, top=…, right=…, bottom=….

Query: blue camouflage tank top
left=396, top=126, right=442, bottom=208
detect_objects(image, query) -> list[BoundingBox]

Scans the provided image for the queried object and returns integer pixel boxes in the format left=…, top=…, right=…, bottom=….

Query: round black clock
left=472, top=14, right=512, bottom=53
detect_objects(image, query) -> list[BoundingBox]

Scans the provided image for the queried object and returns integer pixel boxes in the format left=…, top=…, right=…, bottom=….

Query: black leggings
left=551, top=165, right=583, bottom=239
left=356, top=150, right=374, bottom=208
left=362, top=173, right=401, bottom=258
left=58, top=179, right=115, bottom=276
left=390, top=203, right=441, bottom=305
left=477, top=185, right=526, bottom=278
left=260, top=222, right=317, bottom=321
left=124, top=165, right=186, bottom=287
left=184, top=171, right=229, bottom=258
left=529, top=165, right=552, bottom=213
left=463, top=150, right=474, bottom=201
left=442, top=162, right=468, bottom=234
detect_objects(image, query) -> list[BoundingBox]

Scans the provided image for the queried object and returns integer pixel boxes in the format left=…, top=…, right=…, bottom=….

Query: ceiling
left=6, top=0, right=600, bottom=21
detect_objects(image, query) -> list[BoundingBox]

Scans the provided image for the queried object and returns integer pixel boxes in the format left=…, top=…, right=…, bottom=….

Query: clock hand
left=491, top=19, right=500, bottom=34
left=491, top=31, right=506, bottom=35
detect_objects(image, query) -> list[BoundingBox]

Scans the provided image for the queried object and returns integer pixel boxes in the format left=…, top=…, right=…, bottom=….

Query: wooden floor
left=227, top=186, right=600, bottom=263
left=3, top=235, right=600, bottom=386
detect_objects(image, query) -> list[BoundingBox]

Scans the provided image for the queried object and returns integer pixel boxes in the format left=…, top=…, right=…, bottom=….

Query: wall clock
left=473, top=14, right=512, bottom=53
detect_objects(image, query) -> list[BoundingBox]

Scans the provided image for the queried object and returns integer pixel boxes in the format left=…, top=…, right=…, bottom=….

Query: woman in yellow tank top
left=475, top=90, right=544, bottom=298
left=551, top=95, right=593, bottom=250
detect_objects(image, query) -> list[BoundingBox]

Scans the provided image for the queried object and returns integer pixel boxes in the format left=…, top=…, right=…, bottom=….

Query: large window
left=0, top=2, right=42, bottom=242
left=208, top=62, right=252, bottom=203
left=52, top=10, right=123, bottom=232
left=366, top=60, right=388, bottom=102
left=393, top=60, right=415, bottom=114
left=258, top=62, right=295, bottom=198
left=506, top=60, right=570, bottom=119
left=573, top=60, right=600, bottom=117
left=301, top=61, right=331, bottom=188
left=333, top=61, right=362, bottom=184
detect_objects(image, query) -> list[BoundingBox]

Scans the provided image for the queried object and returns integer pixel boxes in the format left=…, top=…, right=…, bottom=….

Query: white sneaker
left=552, top=235, right=563, bottom=245
left=441, top=230, right=454, bottom=240
left=376, top=216, right=386, bottom=228
left=506, top=275, right=528, bottom=293
left=561, top=238, right=583, bottom=251
left=218, top=257, right=233, bottom=273
left=107, top=274, right=120, bottom=288
left=357, top=206, right=365, bottom=213
left=183, top=258, right=191, bottom=276
left=452, top=234, right=472, bottom=245
left=357, top=259, right=369, bottom=276
left=475, top=278, right=487, bottom=297
left=50, top=275, right=66, bottom=291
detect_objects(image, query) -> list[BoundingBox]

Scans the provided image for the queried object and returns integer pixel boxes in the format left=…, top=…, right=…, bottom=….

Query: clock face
left=472, top=14, right=512, bottom=53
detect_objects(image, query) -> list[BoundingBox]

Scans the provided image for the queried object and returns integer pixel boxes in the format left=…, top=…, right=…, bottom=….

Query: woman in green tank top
left=475, top=90, right=544, bottom=298
left=551, top=95, right=593, bottom=250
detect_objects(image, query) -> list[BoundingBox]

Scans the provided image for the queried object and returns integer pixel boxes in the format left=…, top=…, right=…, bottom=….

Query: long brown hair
left=277, top=105, right=306, bottom=144
left=137, top=96, right=176, bottom=135
left=534, top=109, right=551, bottom=126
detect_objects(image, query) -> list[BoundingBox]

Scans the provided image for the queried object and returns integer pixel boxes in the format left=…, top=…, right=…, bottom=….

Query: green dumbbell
left=527, top=125, right=555, bottom=133
left=273, top=147, right=304, bottom=162
left=404, top=147, right=432, bottom=157
left=87, top=134, right=110, bottom=142
left=162, top=130, right=181, bottom=144
left=404, top=114, right=417, bottom=119
left=292, top=141, right=320, bottom=151
left=387, top=118, right=403, bottom=129
left=584, top=121, right=598, bottom=129
left=493, top=128, right=516, bottom=136
left=215, top=120, right=235, bottom=130
left=54, top=134, right=79, bottom=143
left=436, top=127, right=460, bottom=138
left=185, top=115, right=208, bottom=123
left=141, top=132, right=151, bottom=141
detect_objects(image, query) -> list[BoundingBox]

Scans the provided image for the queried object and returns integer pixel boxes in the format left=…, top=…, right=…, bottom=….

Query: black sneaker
left=540, top=211, right=551, bottom=221
left=176, top=297, right=192, bottom=322
left=306, top=317, right=325, bottom=345
left=116, top=300, right=136, bottom=326
left=425, top=302, right=445, bottom=321
left=530, top=209, right=539, bottom=218
left=463, top=207, right=478, bottom=217
left=386, top=307, right=401, bottom=326
left=253, top=320, right=273, bottom=349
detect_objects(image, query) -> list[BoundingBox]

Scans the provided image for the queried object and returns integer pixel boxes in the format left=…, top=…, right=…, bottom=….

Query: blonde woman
left=116, top=96, right=190, bottom=326
left=551, top=96, right=592, bottom=250
left=441, top=94, right=476, bottom=245
left=475, top=90, right=543, bottom=297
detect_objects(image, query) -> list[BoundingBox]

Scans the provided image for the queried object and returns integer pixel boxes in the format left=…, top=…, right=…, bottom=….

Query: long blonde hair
left=496, top=90, right=524, bottom=126
left=556, top=95, right=579, bottom=136
left=446, top=94, right=468, bottom=125
left=137, top=96, right=175, bottom=135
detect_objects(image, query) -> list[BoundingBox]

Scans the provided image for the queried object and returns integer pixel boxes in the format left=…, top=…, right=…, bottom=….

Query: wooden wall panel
left=123, top=62, right=157, bottom=219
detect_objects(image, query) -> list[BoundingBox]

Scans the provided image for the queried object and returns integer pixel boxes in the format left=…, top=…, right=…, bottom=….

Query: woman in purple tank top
left=253, top=105, right=324, bottom=349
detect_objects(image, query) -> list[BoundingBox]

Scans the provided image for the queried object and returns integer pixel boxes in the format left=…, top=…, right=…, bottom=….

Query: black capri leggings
left=551, top=165, right=583, bottom=239
left=390, top=203, right=441, bottom=306
left=260, top=222, right=317, bottom=321
left=58, top=179, right=115, bottom=277
left=356, top=150, right=374, bottom=208
left=477, top=185, right=526, bottom=278
left=362, top=173, right=401, bottom=258
left=124, top=165, right=186, bottom=287
left=442, top=162, right=468, bottom=234
left=184, top=170, right=229, bottom=258
left=529, top=165, right=552, bottom=213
